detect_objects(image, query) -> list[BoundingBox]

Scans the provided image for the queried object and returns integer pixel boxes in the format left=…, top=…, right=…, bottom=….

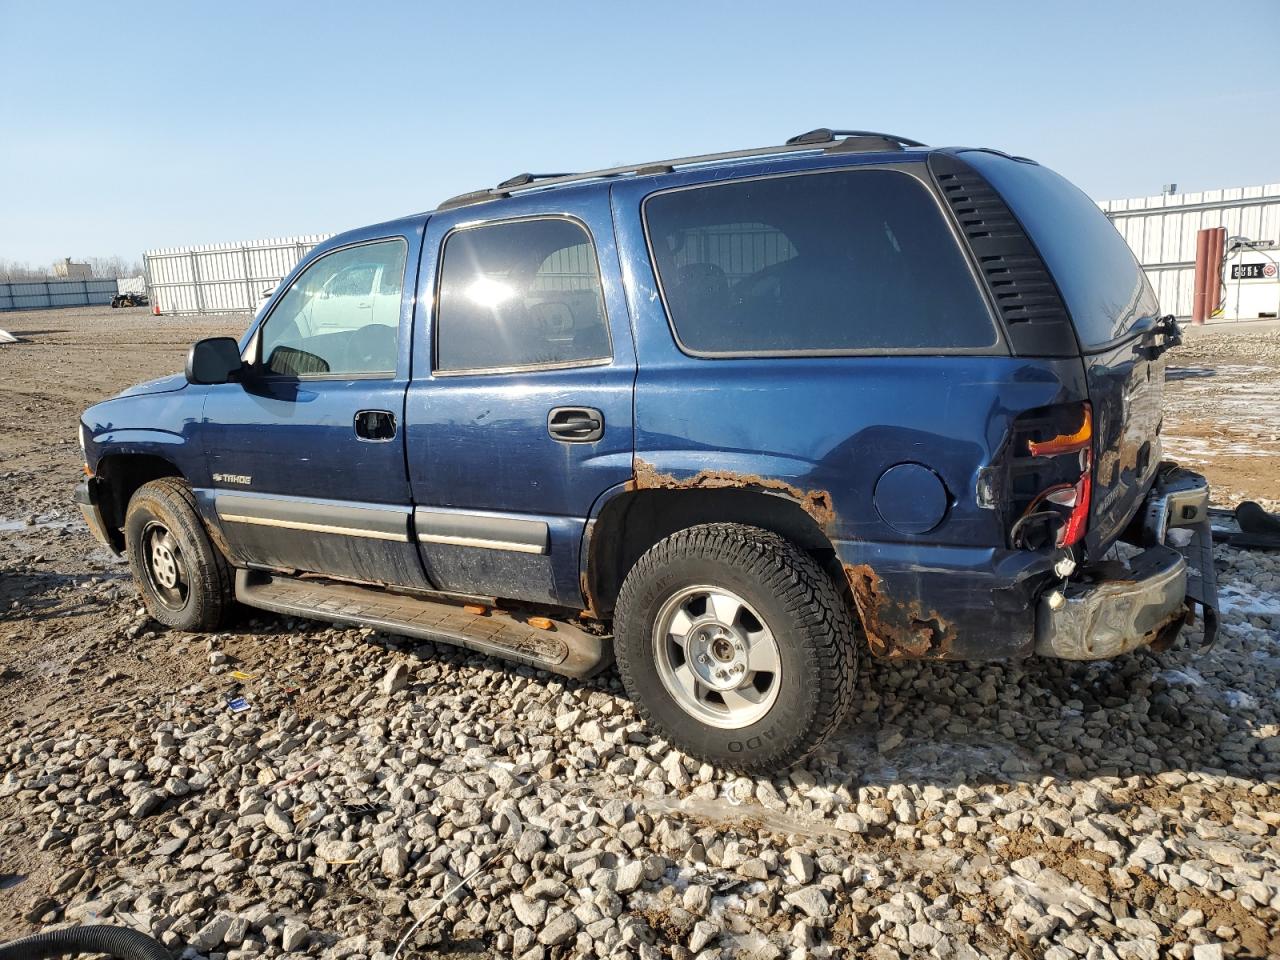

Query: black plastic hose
left=1237, top=501, right=1280, bottom=537
left=0, top=926, right=170, bottom=960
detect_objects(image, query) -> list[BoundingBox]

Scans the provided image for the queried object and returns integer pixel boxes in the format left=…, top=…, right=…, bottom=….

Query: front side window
left=644, top=169, right=998, bottom=355
left=436, top=218, right=611, bottom=372
left=259, top=239, right=407, bottom=377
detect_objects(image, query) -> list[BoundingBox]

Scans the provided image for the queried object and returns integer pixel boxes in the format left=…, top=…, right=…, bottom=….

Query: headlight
left=79, top=423, right=88, bottom=455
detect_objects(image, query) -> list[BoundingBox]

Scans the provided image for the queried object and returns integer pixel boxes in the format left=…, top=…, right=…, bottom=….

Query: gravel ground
left=0, top=307, right=1278, bottom=960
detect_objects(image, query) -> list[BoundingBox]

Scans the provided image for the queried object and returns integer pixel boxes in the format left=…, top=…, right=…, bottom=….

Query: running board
left=235, top=570, right=610, bottom=679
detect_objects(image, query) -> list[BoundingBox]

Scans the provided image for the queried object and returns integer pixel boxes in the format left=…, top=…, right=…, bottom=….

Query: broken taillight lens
left=1012, top=403, right=1094, bottom=549
left=1028, top=403, right=1091, bottom=457
left=1045, top=468, right=1092, bottom=547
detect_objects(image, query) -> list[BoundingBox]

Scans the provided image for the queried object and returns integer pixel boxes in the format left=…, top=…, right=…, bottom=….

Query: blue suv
left=74, top=129, right=1218, bottom=772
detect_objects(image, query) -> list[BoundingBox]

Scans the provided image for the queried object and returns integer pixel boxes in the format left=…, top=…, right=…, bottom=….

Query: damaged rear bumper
left=834, top=465, right=1218, bottom=662
left=1034, top=466, right=1219, bottom=659
left=1033, top=544, right=1188, bottom=659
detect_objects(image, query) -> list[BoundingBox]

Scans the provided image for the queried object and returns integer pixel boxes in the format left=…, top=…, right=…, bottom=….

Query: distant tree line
left=0, top=256, right=144, bottom=281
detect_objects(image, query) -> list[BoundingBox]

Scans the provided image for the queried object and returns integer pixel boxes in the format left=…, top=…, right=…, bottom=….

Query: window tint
left=436, top=219, right=611, bottom=372
left=964, top=151, right=1158, bottom=346
left=260, top=239, right=406, bottom=377
left=645, top=170, right=998, bottom=355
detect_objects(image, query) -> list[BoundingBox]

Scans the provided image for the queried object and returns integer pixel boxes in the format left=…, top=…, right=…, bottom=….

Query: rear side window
left=964, top=152, right=1158, bottom=347
left=436, top=218, right=611, bottom=372
left=644, top=169, right=997, bottom=355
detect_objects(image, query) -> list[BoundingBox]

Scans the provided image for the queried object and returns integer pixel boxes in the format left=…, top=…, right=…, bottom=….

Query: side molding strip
left=215, top=494, right=411, bottom=542
left=211, top=494, right=550, bottom=554
left=217, top=514, right=409, bottom=542
left=414, top=508, right=549, bottom=555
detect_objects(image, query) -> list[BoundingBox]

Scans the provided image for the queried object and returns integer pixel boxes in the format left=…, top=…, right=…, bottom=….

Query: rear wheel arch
left=584, top=487, right=844, bottom=618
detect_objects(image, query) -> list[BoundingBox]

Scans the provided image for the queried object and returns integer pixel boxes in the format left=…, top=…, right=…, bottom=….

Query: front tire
left=124, top=478, right=232, bottom=631
left=614, top=523, right=858, bottom=774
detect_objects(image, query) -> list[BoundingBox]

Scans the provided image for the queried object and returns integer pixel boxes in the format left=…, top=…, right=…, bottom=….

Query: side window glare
left=258, top=239, right=407, bottom=377
left=436, top=219, right=611, bottom=373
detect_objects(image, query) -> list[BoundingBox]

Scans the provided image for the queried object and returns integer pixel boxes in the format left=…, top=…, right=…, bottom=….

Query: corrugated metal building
left=1100, top=182, right=1280, bottom=319
left=144, top=234, right=332, bottom=315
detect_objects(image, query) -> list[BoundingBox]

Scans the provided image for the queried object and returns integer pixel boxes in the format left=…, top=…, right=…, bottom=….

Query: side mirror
left=186, top=337, right=243, bottom=385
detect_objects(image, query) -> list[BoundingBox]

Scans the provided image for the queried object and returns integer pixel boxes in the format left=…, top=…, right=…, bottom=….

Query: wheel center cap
left=689, top=620, right=749, bottom=691
left=152, top=544, right=178, bottom=588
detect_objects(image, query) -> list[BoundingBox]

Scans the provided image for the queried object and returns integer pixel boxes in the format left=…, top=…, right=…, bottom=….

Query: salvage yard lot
left=1, top=306, right=1278, bottom=958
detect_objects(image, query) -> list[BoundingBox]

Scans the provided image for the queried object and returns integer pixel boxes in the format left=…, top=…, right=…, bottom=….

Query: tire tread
left=614, top=523, right=858, bottom=774
left=126, top=477, right=232, bottom=631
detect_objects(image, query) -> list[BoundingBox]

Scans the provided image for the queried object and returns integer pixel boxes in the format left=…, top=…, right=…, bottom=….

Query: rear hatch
left=958, top=151, right=1178, bottom=557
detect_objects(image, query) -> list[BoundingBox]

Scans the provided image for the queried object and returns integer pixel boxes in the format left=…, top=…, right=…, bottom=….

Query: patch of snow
left=1155, top=667, right=1207, bottom=687
left=1221, top=690, right=1257, bottom=710
left=1218, top=583, right=1280, bottom=618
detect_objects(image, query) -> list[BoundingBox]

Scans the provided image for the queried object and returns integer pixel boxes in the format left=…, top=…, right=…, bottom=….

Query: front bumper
left=73, top=478, right=116, bottom=551
left=1034, top=466, right=1219, bottom=659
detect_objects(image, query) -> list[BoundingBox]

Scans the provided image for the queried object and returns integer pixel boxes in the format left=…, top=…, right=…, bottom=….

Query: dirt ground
left=1163, top=324, right=1280, bottom=509
left=0, top=307, right=1278, bottom=954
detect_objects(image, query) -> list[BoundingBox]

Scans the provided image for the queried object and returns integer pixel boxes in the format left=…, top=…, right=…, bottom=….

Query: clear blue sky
left=2, top=0, right=1277, bottom=265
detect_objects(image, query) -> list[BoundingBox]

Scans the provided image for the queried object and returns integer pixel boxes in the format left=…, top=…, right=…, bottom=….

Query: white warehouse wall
left=1100, top=183, right=1280, bottom=319
left=144, top=234, right=333, bottom=315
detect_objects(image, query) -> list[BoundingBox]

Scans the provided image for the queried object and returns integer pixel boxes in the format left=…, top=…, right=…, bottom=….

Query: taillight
left=1027, top=405, right=1091, bottom=457
left=1049, top=468, right=1092, bottom=546
left=1010, top=403, right=1093, bottom=549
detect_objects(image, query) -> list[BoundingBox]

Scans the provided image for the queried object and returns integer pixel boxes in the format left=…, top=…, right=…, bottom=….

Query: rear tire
left=124, top=478, right=232, bottom=631
left=614, top=523, right=858, bottom=774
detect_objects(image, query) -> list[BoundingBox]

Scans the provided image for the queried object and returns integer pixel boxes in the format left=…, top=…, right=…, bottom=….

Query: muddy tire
left=614, top=523, right=858, bottom=774
left=124, top=477, right=232, bottom=631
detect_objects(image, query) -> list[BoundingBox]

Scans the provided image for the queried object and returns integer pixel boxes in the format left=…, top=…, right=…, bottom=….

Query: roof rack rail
left=786, top=128, right=928, bottom=148
left=496, top=172, right=574, bottom=189
left=437, top=128, right=928, bottom=211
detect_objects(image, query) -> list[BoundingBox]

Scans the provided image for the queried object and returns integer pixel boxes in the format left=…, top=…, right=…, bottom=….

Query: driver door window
left=259, top=239, right=407, bottom=377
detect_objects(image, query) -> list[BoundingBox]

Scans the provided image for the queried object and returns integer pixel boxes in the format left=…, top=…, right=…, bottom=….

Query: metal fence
left=144, top=234, right=333, bottom=315
left=0, top=278, right=122, bottom=311
left=1100, top=182, right=1280, bottom=318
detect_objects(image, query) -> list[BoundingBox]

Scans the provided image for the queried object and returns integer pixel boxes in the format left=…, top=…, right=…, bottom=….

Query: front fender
left=83, top=388, right=208, bottom=484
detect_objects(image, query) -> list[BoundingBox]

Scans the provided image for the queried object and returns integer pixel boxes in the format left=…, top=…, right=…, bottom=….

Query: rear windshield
left=963, top=151, right=1160, bottom=348
left=644, top=169, right=998, bottom=355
